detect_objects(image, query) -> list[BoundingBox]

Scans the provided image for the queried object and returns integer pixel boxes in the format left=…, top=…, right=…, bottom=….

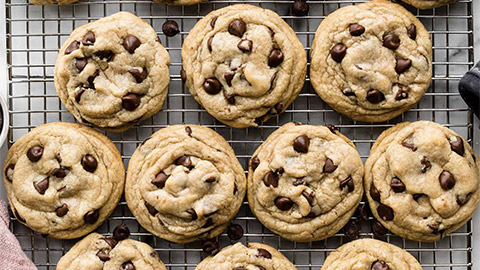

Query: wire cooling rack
left=3, top=0, right=475, bottom=269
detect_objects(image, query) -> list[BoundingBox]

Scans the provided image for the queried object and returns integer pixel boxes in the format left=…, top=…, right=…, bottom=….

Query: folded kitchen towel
left=0, top=200, right=37, bottom=270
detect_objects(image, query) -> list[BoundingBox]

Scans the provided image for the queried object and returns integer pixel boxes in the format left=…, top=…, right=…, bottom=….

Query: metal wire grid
left=3, top=0, right=475, bottom=269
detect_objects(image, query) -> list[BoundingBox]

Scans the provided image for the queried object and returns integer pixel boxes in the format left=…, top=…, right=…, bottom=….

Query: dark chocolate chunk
left=439, top=170, right=455, bottom=190
left=421, top=157, right=431, bottom=173
left=293, top=135, right=309, bottom=153
left=120, top=261, right=135, bottom=270
left=123, top=35, right=141, bottom=53
left=52, top=167, right=68, bottom=178
left=224, top=72, right=235, bottom=87
left=152, top=172, right=168, bottom=188
left=395, top=90, right=408, bottom=101
left=263, top=171, right=279, bottom=188
left=330, top=43, right=347, bottom=63
left=237, top=39, right=253, bottom=53
left=344, top=220, right=361, bottom=239
left=75, top=58, right=88, bottom=72
left=390, top=177, right=406, bottom=193
left=82, top=154, right=98, bottom=173
left=96, top=250, right=110, bottom=262
left=457, top=193, right=472, bottom=205
left=450, top=136, right=465, bottom=156
left=366, top=89, right=385, bottom=104
left=204, top=78, right=222, bottom=94
left=65, top=41, right=79, bottom=55
left=372, top=260, right=389, bottom=270
left=175, top=155, right=192, bottom=168
left=395, top=58, right=412, bottom=74
left=82, top=31, right=96, bottom=46
left=274, top=197, right=294, bottom=211
left=201, top=239, right=219, bottom=256
left=268, top=49, right=284, bottom=67
left=227, top=223, right=244, bottom=240
left=372, top=220, right=387, bottom=239
left=187, top=209, right=198, bottom=221
left=94, top=50, right=114, bottom=61
left=370, top=185, right=381, bottom=202
left=228, top=20, right=246, bottom=37
left=84, top=209, right=100, bottom=224
left=145, top=202, right=158, bottom=216
left=340, top=176, right=354, bottom=192
left=27, top=146, right=43, bottom=162
left=55, top=203, right=69, bottom=217
left=292, top=0, right=309, bottom=16
left=251, top=156, right=260, bottom=171
left=34, top=178, right=49, bottom=195
left=377, top=204, right=394, bottom=221
left=113, top=224, right=130, bottom=241
left=349, top=23, right=365, bottom=36
left=129, top=69, right=148, bottom=83
left=323, top=158, right=337, bottom=173
left=257, top=248, right=272, bottom=259
left=383, top=33, right=400, bottom=50
left=122, top=93, right=141, bottom=111
left=407, top=23, right=417, bottom=40
left=162, top=20, right=180, bottom=37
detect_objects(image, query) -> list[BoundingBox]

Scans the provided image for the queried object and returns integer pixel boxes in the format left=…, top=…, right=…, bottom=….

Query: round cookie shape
left=195, top=242, right=297, bottom=270
left=365, top=121, right=480, bottom=241
left=321, top=238, right=422, bottom=270
left=57, top=232, right=166, bottom=269
left=400, top=0, right=457, bottom=9
left=55, top=12, right=171, bottom=132
left=182, top=4, right=307, bottom=128
left=125, top=125, right=246, bottom=244
left=310, top=0, right=432, bottom=123
left=3, top=122, right=124, bottom=239
left=247, top=123, right=364, bottom=241
left=154, top=0, right=204, bottom=5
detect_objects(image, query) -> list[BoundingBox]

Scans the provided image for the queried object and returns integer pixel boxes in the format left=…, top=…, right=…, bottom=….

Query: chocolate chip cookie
left=3, top=122, right=124, bottom=239
left=182, top=4, right=307, bottom=128
left=365, top=121, right=480, bottom=241
left=247, top=123, right=364, bottom=241
left=125, top=125, right=246, bottom=244
left=322, top=239, right=422, bottom=270
left=310, top=0, right=432, bottom=122
left=57, top=226, right=166, bottom=270
left=55, top=12, right=171, bottom=132
left=154, top=0, right=204, bottom=5
left=400, top=0, right=457, bottom=9
left=195, top=242, right=297, bottom=270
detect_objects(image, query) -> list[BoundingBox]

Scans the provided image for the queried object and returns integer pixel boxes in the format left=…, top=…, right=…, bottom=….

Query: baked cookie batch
left=3, top=0, right=476, bottom=269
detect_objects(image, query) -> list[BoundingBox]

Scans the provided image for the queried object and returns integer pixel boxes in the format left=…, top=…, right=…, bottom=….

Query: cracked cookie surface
left=3, top=122, right=124, bottom=239
left=55, top=12, right=170, bottom=132
left=310, top=0, right=432, bottom=122
left=322, top=239, right=422, bottom=270
left=196, top=242, right=297, bottom=270
left=365, top=121, right=480, bottom=241
left=125, top=125, right=246, bottom=244
left=57, top=232, right=166, bottom=270
left=247, top=123, right=364, bottom=241
left=182, top=4, right=307, bottom=128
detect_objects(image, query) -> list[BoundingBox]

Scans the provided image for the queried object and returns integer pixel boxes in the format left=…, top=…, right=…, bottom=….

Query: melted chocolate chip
left=96, top=250, right=110, bottom=262
left=75, top=58, right=88, bottom=72
left=162, top=20, right=180, bottom=37
left=450, top=136, right=465, bottom=156
left=123, top=35, right=141, bottom=54
left=94, top=50, right=114, bottom=61
left=268, top=49, right=284, bottom=67
left=263, top=171, right=279, bottom=188
left=302, top=190, right=315, bottom=205
left=370, top=185, right=381, bottom=202
left=84, top=209, right=100, bottom=224
left=349, top=23, right=365, bottom=36
left=227, top=223, right=244, bottom=240
left=207, top=36, right=214, bottom=52
left=120, top=261, right=135, bottom=270
left=113, top=224, right=130, bottom=241
left=395, top=58, right=412, bottom=74
left=27, top=146, right=43, bottom=162
left=201, top=239, right=219, bottom=256
left=377, top=204, right=394, bottom=221
left=274, top=197, right=294, bottom=210
left=358, top=203, right=371, bottom=221
left=383, top=33, right=400, bottom=50
left=55, top=203, right=69, bottom=217
left=185, top=126, right=192, bottom=136
left=210, top=17, right=217, bottom=28
left=251, top=156, right=260, bottom=171
left=323, top=158, right=337, bottom=173
left=372, top=220, right=387, bottom=239
left=343, top=89, right=356, bottom=97
left=5, top=164, right=14, bottom=182
left=75, top=87, right=85, bottom=103
left=293, top=135, right=309, bottom=153
left=224, top=72, right=235, bottom=87
left=88, top=70, right=99, bottom=89
left=340, top=176, right=354, bottom=192
left=292, top=0, right=309, bottom=16
left=407, top=24, right=417, bottom=40
left=175, top=155, right=192, bottom=168
left=395, top=90, right=408, bottom=101
left=412, top=194, right=424, bottom=201
left=366, top=89, right=385, bottom=104
left=203, top=218, right=214, bottom=228
left=204, top=78, right=222, bottom=94
left=372, top=260, right=389, bottom=270
left=65, top=41, right=79, bottom=55
left=257, top=248, right=272, bottom=259
left=237, top=39, right=253, bottom=53
left=330, top=43, right=347, bottom=63
left=421, top=157, right=431, bottom=173
left=180, top=68, right=187, bottom=83
left=34, top=178, right=49, bottom=195
left=122, top=93, right=141, bottom=111
left=145, top=202, right=158, bottom=216
left=439, top=170, right=455, bottom=190
left=401, top=140, right=417, bottom=151
left=52, top=167, right=68, bottom=178
left=82, top=31, right=95, bottom=46
left=228, top=20, right=246, bottom=37
left=82, top=154, right=98, bottom=173
left=390, top=177, right=405, bottom=192
left=224, top=91, right=236, bottom=104
left=457, top=193, right=472, bottom=205
left=344, top=220, right=361, bottom=239
left=129, top=69, right=148, bottom=83
left=103, top=237, right=117, bottom=248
